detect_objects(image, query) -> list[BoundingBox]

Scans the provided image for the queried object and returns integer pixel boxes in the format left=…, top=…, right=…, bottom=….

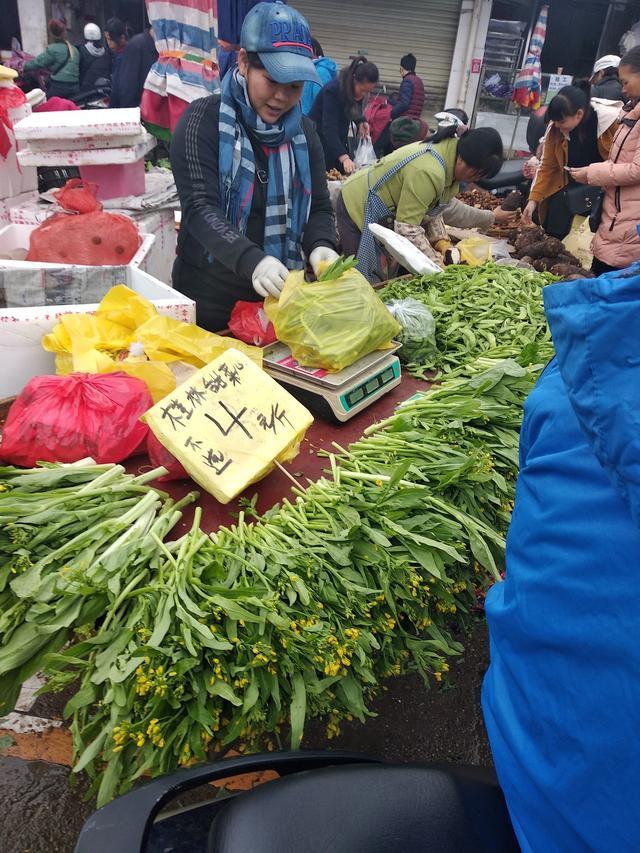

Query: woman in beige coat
left=570, top=47, right=640, bottom=274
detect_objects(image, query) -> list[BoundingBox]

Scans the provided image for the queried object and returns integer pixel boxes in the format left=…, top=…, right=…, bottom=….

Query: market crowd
left=22, top=15, right=157, bottom=109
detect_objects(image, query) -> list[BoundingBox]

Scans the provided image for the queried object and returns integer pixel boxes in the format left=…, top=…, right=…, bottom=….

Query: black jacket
left=592, top=76, right=624, bottom=103
left=77, top=44, right=112, bottom=90
left=110, top=32, right=157, bottom=108
left=171, top=95, right=337, bottom=332
left=309, top=77, right=364, bottom=171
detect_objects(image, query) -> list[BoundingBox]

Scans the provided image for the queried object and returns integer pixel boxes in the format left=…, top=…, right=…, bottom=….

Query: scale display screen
left=343, top=364, right=399, bottom=409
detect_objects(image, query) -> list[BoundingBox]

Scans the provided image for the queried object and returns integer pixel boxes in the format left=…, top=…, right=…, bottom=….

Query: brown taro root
left=533, top=257, right=558, bottom=272
left=514, top=226, right=546, bottom=254
left=500, top=190, right=523, bottom=212
left=521, top=237, right=567, bottom=260
left=550, top=263, right=594, bottom=278
left=524, top=243, right=549, bottom=260
left=557, top=251, right=581, bottom=266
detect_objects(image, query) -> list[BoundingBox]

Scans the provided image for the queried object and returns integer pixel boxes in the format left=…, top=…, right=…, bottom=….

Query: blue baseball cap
left=241, top=2, right=320, bottom=85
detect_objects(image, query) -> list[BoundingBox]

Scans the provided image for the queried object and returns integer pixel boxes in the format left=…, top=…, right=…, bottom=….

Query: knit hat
left=400, top=53, right=416, bottom=72
left=390, top=117, right=429, bottom=148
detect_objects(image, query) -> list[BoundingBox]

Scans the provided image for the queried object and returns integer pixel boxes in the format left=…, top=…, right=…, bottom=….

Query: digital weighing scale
left=262, top=342, right=402, bottom=422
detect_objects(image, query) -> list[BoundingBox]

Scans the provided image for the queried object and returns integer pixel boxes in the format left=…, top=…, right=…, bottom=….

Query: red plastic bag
left=0, top=373, right=152, bottom=467
left=53, top=178, right=101, bottom=214
left=228, top=300, right=277, bottom=346
left=146, top=432, right=189, bottom=481
left=25, top=179, right=142, bottom=266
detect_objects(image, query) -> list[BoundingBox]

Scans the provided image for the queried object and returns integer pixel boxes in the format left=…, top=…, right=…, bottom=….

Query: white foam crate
left=13, top=107, right=142, bottom=141
left=0, top=222, right=155, bottom=275
left=0, top=266, right=195, bottom=398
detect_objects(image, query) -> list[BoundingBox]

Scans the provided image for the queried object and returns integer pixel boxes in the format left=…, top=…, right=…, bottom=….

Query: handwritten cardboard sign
left=142, top=347, right=313, bottom=504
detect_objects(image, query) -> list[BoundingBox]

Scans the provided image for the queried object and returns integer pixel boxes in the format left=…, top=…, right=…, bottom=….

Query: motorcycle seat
left=477, top=160, right=525, bottom=191
left=208, top=763, right=519, bottom=853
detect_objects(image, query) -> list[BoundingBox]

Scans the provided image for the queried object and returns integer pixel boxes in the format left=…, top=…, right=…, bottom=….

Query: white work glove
left=309, top=246, right=340, bottom=277
left=252, top=255, right=289, bottom=298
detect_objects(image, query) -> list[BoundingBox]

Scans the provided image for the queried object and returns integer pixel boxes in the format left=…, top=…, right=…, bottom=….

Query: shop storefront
left=295, top=0, right=462, bottom=111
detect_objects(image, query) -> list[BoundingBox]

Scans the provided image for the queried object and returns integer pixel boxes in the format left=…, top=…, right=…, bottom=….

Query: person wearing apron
left=337, top=124, right=504, bottom=281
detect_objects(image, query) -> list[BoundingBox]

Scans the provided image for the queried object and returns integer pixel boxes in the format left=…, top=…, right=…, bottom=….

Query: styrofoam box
left=0, top=266, right=195, bottom=398
left=13, top=107, right=142, bottom=141
left=3, top=199, right=176, bottom=283
left=25, top=133, right=148, bottom=152
left=0, top=223, right=155, bottom=282
left=17, top=133, right=156, bottom=167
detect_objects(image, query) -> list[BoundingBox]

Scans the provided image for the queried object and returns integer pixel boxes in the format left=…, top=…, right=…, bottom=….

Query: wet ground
left=0, top=622, right=490, bottom=853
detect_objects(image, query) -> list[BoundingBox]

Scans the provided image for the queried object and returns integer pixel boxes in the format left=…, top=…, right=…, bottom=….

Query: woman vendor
left=171, top=1, right=339, bottom=332
left=337, top=119, right=504, bottom=280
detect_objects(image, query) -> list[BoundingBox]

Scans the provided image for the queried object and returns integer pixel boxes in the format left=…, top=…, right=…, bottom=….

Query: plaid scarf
left=218, top=69, right=311, bottom=269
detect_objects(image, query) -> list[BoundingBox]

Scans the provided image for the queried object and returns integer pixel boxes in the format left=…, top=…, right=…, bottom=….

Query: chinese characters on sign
left=143, top=348, right=314, bottom=504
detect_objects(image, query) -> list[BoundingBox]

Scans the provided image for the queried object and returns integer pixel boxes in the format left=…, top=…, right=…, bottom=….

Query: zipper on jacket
left=607, top=122, right=636, bottom=231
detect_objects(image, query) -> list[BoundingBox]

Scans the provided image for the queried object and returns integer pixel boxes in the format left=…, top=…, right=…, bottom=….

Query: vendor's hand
left=568, top=166, right=589, bottom=184
left=358, top=121, right=370, bottom=139
left=309, top=246, right=340, bottom=277
left=251, top=255, right=289, bottom=298
left=522, top=200, right=538, bottom=226
left=494, top=207, right=519, bottom=224
left=340, top=155, right=356, bottom=175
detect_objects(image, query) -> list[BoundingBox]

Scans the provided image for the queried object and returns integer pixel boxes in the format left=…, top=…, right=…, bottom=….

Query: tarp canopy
left=142, top=0, right=220, bottom=135
left=512, top=6, right=548, bottom=110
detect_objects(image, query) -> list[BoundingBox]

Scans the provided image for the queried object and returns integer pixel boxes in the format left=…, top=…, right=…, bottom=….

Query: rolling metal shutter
left=295, top=0, right=462, bottom=110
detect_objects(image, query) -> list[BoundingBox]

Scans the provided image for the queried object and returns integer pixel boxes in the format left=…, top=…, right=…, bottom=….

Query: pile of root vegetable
left=457, top=189, right=593, bottom=278
left=456, top=186, right=502, bottom=210
left=511, top=225, right=594, bottom=278
left=0, top=263, right=557, bottom=805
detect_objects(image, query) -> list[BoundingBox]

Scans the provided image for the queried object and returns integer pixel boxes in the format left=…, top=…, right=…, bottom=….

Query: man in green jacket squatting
left=337, top=121, right=504, bottom=280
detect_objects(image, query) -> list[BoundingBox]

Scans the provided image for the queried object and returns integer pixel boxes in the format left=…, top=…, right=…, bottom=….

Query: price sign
left=143, top=348, right=313, bottom=504
left=545, top=73, right=573, bottom=104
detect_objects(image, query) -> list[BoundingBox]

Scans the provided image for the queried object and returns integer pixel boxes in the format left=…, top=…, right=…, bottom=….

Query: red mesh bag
left=0, top=373, right=152, bottom=467
left=146, top=432, right=189, bottom=481
left=228, top=300, right=277, bottom=346
left=53, top=178, right=101, bottom=214
left=25, top=179, right=142, bottom=266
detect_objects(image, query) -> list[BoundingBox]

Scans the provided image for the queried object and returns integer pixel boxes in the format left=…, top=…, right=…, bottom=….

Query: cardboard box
left=0, top=267, right=195, bottom=398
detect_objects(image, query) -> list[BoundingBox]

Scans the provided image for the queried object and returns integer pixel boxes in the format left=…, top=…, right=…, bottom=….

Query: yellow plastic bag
left=42, top=285, right=262, bottom=402
left=94, top=284, right=158, bottom=331
left=142, top=348, right=313, bottom=504
left=264, top=268, right=400, bottom=371
left=457, top=236, right=493, bottom=266
left=134, top=314, right=262, bottom=368
left=42, top=313, right=132, bottom=359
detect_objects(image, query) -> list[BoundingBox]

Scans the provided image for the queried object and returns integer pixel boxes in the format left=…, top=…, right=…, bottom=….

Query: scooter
left=69, top=78, right=111, bottom=110
left=74, top=750, right=519, bottom=853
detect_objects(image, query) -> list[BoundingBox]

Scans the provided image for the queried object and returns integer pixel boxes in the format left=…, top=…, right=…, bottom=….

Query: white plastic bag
left=354, top=136, right=377, bottom=170
left=368, top=223, right=443, bottom=275
left=385, top=298, right=437, bottom=364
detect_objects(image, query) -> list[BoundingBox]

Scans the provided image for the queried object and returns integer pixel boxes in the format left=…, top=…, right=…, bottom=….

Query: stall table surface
left=140, top=372, right=428, bottom=533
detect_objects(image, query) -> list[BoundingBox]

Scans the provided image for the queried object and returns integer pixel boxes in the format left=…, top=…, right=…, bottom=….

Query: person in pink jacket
left=569, top=46, right=640, bottom=274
